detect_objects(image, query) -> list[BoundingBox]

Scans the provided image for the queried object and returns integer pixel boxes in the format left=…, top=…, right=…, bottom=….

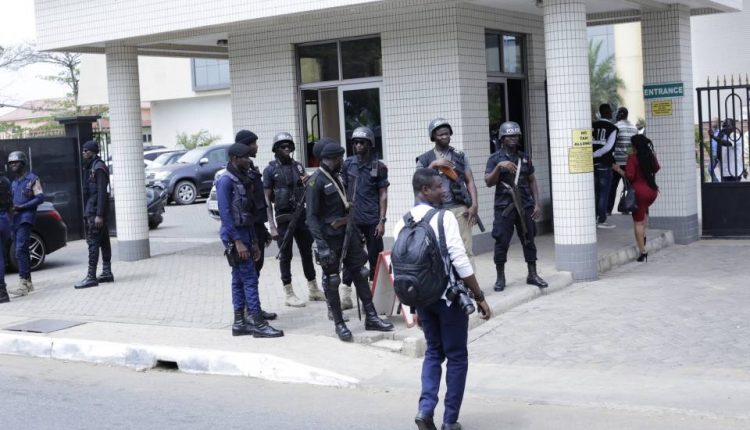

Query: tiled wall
left=106, top=44, right=150, bottom=260
left=228, top=0, right=549, bottom=240
left=641, top=5, right=699, bottom=243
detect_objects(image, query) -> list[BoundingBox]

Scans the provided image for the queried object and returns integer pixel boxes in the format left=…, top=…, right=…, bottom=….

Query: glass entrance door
left=487, top=79, right=508, bottom=153
left=338, top=84, right=383, bottom=158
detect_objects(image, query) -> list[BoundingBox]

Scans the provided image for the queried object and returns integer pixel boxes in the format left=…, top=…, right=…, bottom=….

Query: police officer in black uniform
left=263, top=132, right=325, bottom=307
left=484, top=121, right=548, bottom=292
left=306, top=138, right=393, bottom=341
left=235, top=130, right=277, bottom=321
left=75, top=140, right=114, bottom=289
left=340, top=126, right=389, bottom=309
left=0, top=164, right=12, bottom=303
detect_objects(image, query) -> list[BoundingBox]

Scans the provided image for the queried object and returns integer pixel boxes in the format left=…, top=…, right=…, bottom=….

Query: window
left=297, top=37, right=382, bottom=85
left=192, top=59, right=230, bottom=91
left=485, top=32, right=525, bottom=75
left=207, top=149, right=227, bottom=164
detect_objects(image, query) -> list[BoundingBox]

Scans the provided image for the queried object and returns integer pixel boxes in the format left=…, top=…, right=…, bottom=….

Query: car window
left=207, top=149, right=227, bottom=164
left=151, top=152, right=176, bottom=167
left=177, top=148, right=207, bottom=164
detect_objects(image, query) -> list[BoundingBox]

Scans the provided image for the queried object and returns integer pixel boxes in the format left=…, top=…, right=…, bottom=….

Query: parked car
left=150, top=150, right=186, bottom=168
left=107, top=184, right=169, bottom=235
left=4, top=202, right=67, bottom=272
left=145, top=144, right=230, bottom=205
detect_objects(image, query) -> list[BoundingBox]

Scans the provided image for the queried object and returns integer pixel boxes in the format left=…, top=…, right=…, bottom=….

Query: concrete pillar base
left=118, top=239, right=150, bottom=261
left=555, top=242, right=598, bottom=281
left=649, top=214, right=699, bottom=244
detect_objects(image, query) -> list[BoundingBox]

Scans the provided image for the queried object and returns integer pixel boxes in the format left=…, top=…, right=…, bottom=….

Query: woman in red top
left=625, top=134, right=660, bottom=262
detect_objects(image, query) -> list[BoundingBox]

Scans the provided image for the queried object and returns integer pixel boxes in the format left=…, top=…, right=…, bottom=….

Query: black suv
left=144, top=144, right=230, bottom=205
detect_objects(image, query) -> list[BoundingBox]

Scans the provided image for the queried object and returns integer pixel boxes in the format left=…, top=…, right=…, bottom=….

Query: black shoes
left=232, top=310, right=255, bottom=336
left=0, top=285, right=9, bottom=303
left=494, top=263, right=506, bottom=292
left=74, top=274, right=99, bottom=289
left=442, top=423, right=462, bottom=430
left=364, top=303, right=394, bottom=332
left=335, top=322, right=353, bottom=342
left=261, top=310, right=278, bottom=320
left=415, top=412, right=437, bottom=430
left=637, top=252, right=648, bottom=262
left=248, top=313, right=284, bottom=338
left=526, top=262, right=548, bottom=289
left=97, top=271, right=115, bottom=283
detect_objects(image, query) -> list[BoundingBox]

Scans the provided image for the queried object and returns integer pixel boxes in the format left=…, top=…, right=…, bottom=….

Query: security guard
left=416, top=118, right=479, bottom=263
left=0, top=167, right=12, bottom=304
left=7, top=151, right=44, bottom=298
left=75, top=140, right=114, bottom=289
left=484, top=121, right=548, bottom=292
left=234, top=129, right=279, bottom=321
left=263, top=131, right=325, bottom=307
left=217, top=142, right=283, bottom=338
left=340, top=126, right=389, bottom=310
left=305, top=138, right=393, bottom=341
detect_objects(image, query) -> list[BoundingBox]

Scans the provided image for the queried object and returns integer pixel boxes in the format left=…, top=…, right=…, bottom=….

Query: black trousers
left=608, top=164, right=625, bottom=214
left=342, top=223, right=383, bottom=285
left=253, top=223, right=269, bottom=274
left=85, top=216, right=111, bottom=271
left=491, top=207, right=537, bottom=265
left=276, top=220, right=317, bottom=284
left=321, top=230, right=371, bottom=302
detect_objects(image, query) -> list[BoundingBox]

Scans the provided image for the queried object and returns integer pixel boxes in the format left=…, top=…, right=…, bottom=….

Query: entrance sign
left=644, top=82, right=684, bottom=99
left=371, top=251, right=416, bottom=327
left=651, top=100, right=673, bottom=117
left=568, top=129, right=593, bottom=174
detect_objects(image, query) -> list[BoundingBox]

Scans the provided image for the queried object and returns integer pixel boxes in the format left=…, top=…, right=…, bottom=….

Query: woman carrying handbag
left=624, top=135, right=660, bottom=262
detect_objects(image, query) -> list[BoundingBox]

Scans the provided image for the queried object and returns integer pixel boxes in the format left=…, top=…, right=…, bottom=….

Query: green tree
left=176, top=130, right=221, bottom=150
left=589, top=40, right=625, bottom=119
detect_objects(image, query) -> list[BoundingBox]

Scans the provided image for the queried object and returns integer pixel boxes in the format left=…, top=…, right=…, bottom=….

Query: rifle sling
left=318, top=167, right=350, bottom=211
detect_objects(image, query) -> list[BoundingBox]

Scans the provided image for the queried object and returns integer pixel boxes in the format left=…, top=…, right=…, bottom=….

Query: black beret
left=313, top=137, right=337, bottom=159
left=82, top=140, right=100, bottom=153
left=228, top=142, right=253, bottom=158
left=320, top=141, right=345, bottom=159
left=235, top=129, right=258, bottom=145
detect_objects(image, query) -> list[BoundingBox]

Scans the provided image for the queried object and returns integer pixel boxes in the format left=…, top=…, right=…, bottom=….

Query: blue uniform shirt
left=11, top=172, right=44, bottom=226
left=485, top=148, right=535, bottom=210
left=341, top=155, right=389, bottom=225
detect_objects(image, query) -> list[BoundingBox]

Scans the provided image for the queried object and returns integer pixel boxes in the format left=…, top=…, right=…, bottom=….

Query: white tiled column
left=544, top=0, right=598, bottom=280
left=106, top=44, right=150, bottom=261
left=641, top=5, right=698, bottom=244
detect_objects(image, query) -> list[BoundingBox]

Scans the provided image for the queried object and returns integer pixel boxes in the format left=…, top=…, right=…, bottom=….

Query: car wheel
left=8, top=232, right=47, bottom=272
left=173, top=180, right=197, bottom=205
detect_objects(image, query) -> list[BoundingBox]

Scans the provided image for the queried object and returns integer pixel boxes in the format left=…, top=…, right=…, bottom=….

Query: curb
left=598, top=230, right=674, bottom=274
left=0, top=333, right=359, bottom=388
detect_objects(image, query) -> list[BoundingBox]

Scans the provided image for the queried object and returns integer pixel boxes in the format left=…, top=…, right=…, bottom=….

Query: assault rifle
left=339, top=173, right=363, bottom=320
left=499, top=158, right=529, bottom=245
left=275, top=183, right=308, bottom=259
left=437, top=165, right=486, bottom=232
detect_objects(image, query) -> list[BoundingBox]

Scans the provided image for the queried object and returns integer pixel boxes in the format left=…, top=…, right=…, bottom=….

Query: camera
left=445, top=282, right=475, bottom=316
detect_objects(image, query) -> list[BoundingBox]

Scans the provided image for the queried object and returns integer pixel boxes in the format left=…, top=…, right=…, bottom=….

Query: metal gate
left=696, top=81, right=750, bottom=236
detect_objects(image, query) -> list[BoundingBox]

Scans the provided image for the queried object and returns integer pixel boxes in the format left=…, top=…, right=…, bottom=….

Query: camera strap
left=436, top=210, right=458, bottom=285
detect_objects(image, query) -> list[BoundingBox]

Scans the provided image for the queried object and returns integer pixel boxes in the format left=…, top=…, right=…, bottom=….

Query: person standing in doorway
left=75, top=140, right=114, bottom=289
left=263, top=131, right=325, bottom=307
left=7, top=151, right=44, bottom=298
left=592, top=103, right=619, bottom=229
left=0, top=165, right=12, bottom=303
left=217, top=142, right=283, bottom=338
left=340, top=126, right=389, bottom=310
left=609, top=107, right=638, bottom=214
left=484, top=121, right=548, bottom=292
left=416, top=118, right=479, bottom=264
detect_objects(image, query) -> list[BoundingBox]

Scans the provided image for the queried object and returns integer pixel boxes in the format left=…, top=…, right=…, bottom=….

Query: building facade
left=33, top=0, right=741, bottom=278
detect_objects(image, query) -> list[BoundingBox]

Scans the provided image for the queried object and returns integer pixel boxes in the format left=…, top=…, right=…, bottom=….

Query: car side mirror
left=199, top=157, right=209, bottom=165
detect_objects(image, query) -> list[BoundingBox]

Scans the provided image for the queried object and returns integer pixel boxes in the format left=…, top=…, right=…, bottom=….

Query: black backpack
left=392, top=208, right=449, bottom=307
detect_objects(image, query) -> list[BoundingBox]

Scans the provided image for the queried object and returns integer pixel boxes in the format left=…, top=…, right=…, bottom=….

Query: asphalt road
left=2, top=355, right=747, bottom=430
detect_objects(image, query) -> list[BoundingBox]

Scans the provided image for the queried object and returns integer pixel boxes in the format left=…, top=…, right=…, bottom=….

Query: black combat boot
left=494, top=263, right=506, bottom=292
left=0, top=284, right=9, bottom=303
left=325, top=285, right=353, bottom=342
left=245, top=308, right=278, bottom=321
left=526, top=262, right=548, bottom=289
left=97, top=261, right=114, bottom=283
left=363, top=302, right=394, bottom=332
left=232, top=309, right=254, bottom=336
left=248, top=312, right=284, bottom=338
left=74, top=265, right=99, bottom=289
left=326, top=301, right=349, bottom=322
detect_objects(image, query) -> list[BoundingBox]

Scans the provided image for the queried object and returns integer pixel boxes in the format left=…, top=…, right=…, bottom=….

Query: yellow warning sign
left=652, top=100, right=673, bottom=117
left=572, top=129, right=592, bottom=146
left=569, top=129, right=593, bottom=173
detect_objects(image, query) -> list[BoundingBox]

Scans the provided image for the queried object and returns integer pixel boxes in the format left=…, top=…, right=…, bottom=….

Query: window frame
left=485, top=30, right=527, bottom=79
left=191, top=58, right=231, bottom=92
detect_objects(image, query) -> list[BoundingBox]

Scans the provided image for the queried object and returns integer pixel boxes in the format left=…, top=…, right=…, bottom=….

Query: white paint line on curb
left=0, top=333, right=358, bottom=388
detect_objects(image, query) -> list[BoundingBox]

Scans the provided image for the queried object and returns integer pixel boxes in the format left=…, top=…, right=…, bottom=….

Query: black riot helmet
left=7, top=151, right=28, bottom=165
left=351, top=126, right=375, bottom=146
left=272, top=132, right=295, bottom=153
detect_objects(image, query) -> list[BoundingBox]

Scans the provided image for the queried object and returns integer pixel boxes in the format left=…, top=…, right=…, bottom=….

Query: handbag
left=617, top=178, right=638, bottom=214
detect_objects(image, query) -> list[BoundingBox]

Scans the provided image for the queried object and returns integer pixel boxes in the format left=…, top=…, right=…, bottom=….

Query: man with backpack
left=393, top=168, right=491, bottom=430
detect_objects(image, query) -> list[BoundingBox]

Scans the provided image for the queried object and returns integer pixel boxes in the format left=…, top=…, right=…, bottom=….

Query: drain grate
left=153, top=360, right=179, bottom=371
left=3, top=319, right=85, bottom=334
